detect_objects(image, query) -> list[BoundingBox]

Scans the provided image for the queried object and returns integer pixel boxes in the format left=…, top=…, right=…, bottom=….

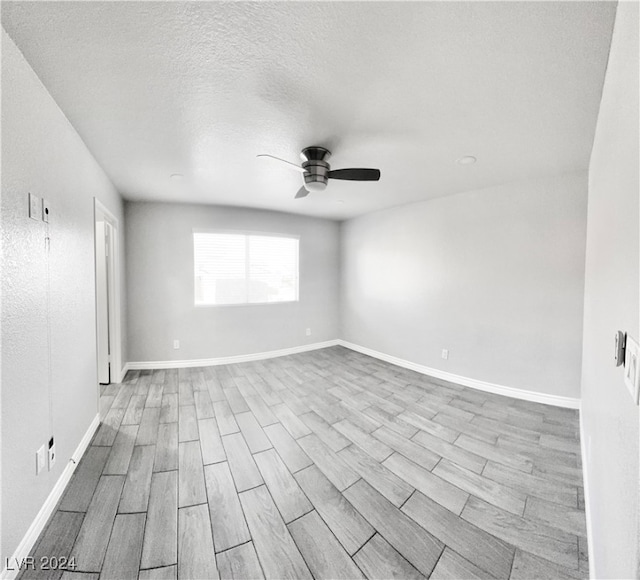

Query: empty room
left=1, top=1, right=638, bottom=579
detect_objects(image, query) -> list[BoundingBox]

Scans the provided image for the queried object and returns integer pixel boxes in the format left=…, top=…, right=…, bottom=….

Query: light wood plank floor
left=21, top=346, right=588, bottom=579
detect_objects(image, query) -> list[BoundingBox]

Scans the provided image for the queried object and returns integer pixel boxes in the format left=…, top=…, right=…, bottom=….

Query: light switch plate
left=36, top=445, right=46, bottom=475
left=623, top=335, right=640, bottom=405
left=29, top=192, right=41, bottom=221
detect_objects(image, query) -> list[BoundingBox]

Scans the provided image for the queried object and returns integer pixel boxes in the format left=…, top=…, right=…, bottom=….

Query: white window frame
left=193, top=229, right=300, bottom=307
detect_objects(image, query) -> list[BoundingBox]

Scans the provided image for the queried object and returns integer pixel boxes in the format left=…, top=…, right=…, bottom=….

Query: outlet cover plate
left=48, top=442, right=56, bottom=470
left=624, top=335, right=640, bottom=405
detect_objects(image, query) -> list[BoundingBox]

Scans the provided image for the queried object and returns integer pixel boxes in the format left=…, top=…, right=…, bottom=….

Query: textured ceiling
left=2, top=2, right=616, bottom=220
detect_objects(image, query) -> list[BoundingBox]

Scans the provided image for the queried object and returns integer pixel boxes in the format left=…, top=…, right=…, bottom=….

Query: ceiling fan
left=258, top=146, right=381, bottom=199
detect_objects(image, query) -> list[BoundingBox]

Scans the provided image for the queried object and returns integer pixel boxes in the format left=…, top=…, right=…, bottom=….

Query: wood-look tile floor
left=22, top=346, right=588, bottom=579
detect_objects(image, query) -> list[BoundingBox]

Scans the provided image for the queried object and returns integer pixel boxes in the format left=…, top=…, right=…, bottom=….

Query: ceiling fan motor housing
left=302, top=146, right=331, bottom=191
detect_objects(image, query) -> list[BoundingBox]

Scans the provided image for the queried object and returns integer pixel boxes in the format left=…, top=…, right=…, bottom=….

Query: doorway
left=94, top=199, right=121, bottom=384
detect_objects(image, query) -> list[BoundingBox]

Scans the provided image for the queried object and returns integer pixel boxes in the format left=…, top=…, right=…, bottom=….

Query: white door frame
left=94, top=198, right=122, bottom=383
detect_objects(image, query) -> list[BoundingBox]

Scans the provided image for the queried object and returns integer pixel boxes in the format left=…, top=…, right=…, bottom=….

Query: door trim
left=94, top=198, right=122, bottom=384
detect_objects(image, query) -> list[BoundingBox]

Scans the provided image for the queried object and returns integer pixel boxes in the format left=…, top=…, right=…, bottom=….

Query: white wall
left=581, top=2, right=639, bottom=577
left=1, top=29, right=126, bottom=562
left=125, top=201, right=340, bottom=363
left=341, top=172, right=587, bottom=399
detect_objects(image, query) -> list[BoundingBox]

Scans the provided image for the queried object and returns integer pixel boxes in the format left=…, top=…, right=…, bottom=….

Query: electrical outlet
left=29, top=192, right=41, bottom=221
left=48, top=438, right=56, bottom=470
left=305, top=328, right=311, bottom=336
left=442, top=349, right=449, bottom=360
left=42, top=199, right=50, bottom=223
left=36, top=445, right=46, bottom=475
left=624, top=335, right=640, bottom=405
left=173, top=339, right=180, bottom=350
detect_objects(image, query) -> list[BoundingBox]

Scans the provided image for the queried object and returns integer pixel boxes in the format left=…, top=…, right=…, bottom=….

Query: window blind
left=194, top=232, right=299, bottom=305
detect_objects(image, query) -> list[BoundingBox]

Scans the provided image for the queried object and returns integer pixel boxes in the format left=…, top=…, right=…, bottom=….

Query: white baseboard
left=338, top=340, right=580, bottom=409
left=117, top=363, right=129, bottom=383
left=1, top=414, right=100, bottom=580
left=579, top=406, right=596, bottom=579
left=125, top=338, right=580, bottom=409
left=127, top=339, right=341, bottom=370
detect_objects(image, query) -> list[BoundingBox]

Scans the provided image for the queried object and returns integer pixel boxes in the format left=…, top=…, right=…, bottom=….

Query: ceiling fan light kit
left=258, top=146, right=381, bottom=199
left=302, top=146, right=331, bottom=192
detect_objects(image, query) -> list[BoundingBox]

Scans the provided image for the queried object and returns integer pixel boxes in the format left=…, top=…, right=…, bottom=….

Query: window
left=194, top=232, right=299, bottom=306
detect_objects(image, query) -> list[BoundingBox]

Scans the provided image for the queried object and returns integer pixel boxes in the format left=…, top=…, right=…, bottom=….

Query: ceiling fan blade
left=257, top=154, right=305, bottom=173
left=295, top=186, right=310, bottom=199
left=328, top=168, right=381, bottom=181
